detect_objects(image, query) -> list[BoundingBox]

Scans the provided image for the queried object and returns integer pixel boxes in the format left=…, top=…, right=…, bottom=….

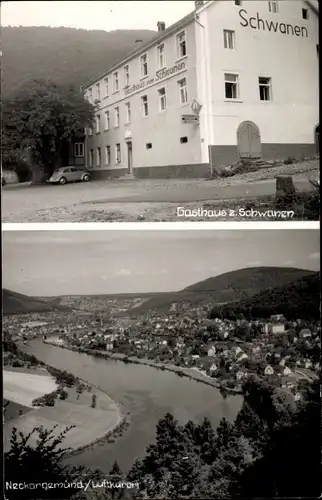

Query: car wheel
left=59, top=177, right=67, bottom=185
left=83, top=174, right=90, bottom=182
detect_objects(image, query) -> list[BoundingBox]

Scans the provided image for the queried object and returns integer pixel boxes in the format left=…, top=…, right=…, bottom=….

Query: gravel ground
left=2, top=159, right=319, bottom=222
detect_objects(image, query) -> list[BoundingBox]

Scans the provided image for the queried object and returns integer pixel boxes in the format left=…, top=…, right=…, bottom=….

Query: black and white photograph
left=1, top=0, right=320, bottom=222
left=1, top=0, right=321, bottom=499
left=2, top=229, right=320, bottom=499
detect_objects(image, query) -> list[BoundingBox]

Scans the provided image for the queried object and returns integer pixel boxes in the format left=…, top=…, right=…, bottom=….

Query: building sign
left=239, top=9, right=309, bottom=38
left=124, top=61, right=186, bottom=96
left=191, top=98, right=202, bottom=115
left=182, top=114, right=199, bottom=124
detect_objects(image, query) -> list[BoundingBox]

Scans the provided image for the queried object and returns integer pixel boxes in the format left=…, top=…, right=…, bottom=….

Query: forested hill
left=210, top=271, right=320, bottom=321
left=1, top=26, right=156, bottom=96
left=125, top=267, right=315, bottom=316
left=2, top=289, right=67, bottom=315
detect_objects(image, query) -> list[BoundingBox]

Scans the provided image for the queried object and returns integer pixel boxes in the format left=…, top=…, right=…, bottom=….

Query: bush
left=55, top=370, right=76, bottom=387
left=12, top=360, right=23, bottom=367
left=32, top=391, right=58, bottom=407
left=58, top=389, right=68, bottom=400
left=283, top=156, right=296, bottom=165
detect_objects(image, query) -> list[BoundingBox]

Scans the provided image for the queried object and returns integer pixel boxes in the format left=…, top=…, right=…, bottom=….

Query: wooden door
left=237, top=121, right=261, bottom=158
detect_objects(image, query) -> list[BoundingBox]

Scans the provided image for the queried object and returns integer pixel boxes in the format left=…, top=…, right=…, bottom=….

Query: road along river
left=19, top=340, right=243, bottom=473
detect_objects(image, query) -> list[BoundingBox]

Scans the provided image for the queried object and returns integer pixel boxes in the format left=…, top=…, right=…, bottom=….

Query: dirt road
left=2, top=160, right=318, bottom=222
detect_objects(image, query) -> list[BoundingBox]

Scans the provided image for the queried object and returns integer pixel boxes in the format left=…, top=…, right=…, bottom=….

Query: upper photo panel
left=1, top=0, right=319, bottom=223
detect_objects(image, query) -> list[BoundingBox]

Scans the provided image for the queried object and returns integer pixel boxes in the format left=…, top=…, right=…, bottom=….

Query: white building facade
left=82, top=0, right=319, bottom=179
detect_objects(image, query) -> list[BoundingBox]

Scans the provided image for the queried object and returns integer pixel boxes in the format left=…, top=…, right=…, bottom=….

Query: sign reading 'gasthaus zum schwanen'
left=124, top=61, right=186, bottom=96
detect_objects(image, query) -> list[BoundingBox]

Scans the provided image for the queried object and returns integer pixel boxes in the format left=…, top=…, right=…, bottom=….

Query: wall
left=2, top=170, right=19, bottom=184
left=198, top=0, right=319, bottom=152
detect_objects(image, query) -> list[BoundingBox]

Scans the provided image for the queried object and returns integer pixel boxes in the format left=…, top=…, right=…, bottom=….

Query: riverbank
left=44, top=340, right=242, bottom=395
left=3, top=348, right=124, bottom=456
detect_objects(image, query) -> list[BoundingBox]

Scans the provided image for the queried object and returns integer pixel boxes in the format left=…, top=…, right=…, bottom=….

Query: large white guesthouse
left=81, top=0, right=319, bottom=178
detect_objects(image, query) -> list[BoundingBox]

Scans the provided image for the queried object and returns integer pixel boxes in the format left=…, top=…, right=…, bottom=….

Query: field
left=3, top=399, right=33, bottom=422
left=3, top=369, right=58, bottom=407
left=3, top=378, right=121, bottom=453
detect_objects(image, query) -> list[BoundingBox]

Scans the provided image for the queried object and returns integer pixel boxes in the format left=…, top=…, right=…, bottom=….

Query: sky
left=1, top=1, right=195, bottom=31
left=2, top=230, right=320, bottom=296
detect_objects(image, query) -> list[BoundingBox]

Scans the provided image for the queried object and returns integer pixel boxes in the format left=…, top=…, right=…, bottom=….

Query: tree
left=5, top=425, right=93, bottom=499
left=2, top=79, right=95, bottom=182
left=91, top=394, right=97, bottom=408
left=232, top=380, right=321, bottom=498
left=193, top=417, right=217, bottom=464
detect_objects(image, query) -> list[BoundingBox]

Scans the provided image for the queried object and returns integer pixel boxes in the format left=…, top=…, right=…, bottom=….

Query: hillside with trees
left=4, top=374, right=320, bottom=499
left=2, top=289, right=65, bottom=315
left=210, top=271, right=320, bottom=321
left=126, top=267, right=316, bottom=316
left=1, top=26, right=156, bottom=97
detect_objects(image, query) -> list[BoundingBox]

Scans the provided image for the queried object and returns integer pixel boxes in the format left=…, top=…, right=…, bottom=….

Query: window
left=140, top=54, right=148, bottom=77
left=74, top=142, right=84, bottom=157
left=125, top=102, right=131, bottom=123
left=302, top=8, right=309, bottom=20
left=89, top=149, right=94, bottom=167
left=223, top=30, right=235, bottom=50
left=113, top=71, right=119, bottom=92
left=105, top=111, right=110, bottom=130
left=88, top=87, right=93, bottom=103
left=268, top=1, right=279, bottom=13
left=114, top=107, right=120, bottom=127
left=104, top=78, right=109, bottom=97
left=105, top=145, right=111, bottom=165
left=157, top=44, right=165, bottom=69
left=96, top=147, right=101, bottom=166
left=180, top=136, right=188, bottom=144
left=146, top=143, right=152, bottom=149
left=158, top=87, right=166, bottom=111
left=88, top=126, right=93, bottom=136
left=141, top=95, right=149, bottom=116
left=95, top=83, right=101, bottom=101
left=224, top=73, right=239, bottom=99
left=234, top=0, right=242, bottom=5
left=96, top=115, right=101, bottom=133
left=124, top=65, right=130, bottom=87
left=259, top=77, right=272, bottom=101
left=116, top=143, right=121, bottom=164
left=178, top=78, right=188, bottom=104
left=176, top=31, right=187, bottom=58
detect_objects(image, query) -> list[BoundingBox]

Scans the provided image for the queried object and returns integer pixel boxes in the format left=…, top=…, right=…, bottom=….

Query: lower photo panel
left=2, top=228, right=321, bottom=500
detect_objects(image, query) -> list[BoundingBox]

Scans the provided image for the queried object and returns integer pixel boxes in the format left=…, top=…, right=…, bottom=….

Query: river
left=20, top=340, right=243, bottom=473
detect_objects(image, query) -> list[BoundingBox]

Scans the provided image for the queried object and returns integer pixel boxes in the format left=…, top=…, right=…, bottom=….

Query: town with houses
left=3, top=300, right=320, bottom=399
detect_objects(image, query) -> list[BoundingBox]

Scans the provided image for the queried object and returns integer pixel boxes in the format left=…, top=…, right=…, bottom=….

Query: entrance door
left=127, top=141, right=133, bottom=174
left=237, top=121, right=262, bottom=158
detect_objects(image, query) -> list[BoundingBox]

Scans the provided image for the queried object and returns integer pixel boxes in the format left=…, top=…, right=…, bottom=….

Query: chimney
left=195, top=1, right=204, bottom=8
left=157, top=21, right=166, bottom=32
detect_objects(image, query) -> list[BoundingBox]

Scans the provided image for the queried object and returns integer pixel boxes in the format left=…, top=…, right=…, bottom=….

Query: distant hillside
left=125, top=267, right=317, bottom=316
left=2, top=289, right=64, bottom=315
left=1, top=26, right=156, bottom=96
left=210, top=272, right=320, bottom=321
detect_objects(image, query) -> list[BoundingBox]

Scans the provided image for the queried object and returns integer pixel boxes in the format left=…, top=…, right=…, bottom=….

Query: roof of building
left=81, top=0, right=316, bottom=91
left=305, top=0, right=319, bottom=15
left=81, top=5, right=202, bottom=90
